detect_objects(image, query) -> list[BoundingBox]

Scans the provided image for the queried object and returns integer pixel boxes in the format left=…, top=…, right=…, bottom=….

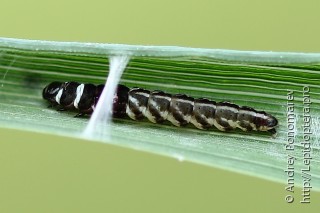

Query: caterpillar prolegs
left=42, top=82, right=278, bottom=136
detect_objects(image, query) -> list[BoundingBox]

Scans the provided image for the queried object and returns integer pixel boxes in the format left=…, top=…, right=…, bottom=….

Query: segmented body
left=42, top=81, right=278, bottom=135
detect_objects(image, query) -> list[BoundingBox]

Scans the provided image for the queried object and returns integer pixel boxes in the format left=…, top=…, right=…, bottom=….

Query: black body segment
left=146, top=91, right=172, bottom=123
left=113, top=84, right=130, bottom=118
left=236, top=106, right=257, bottom=131
left=42, top=82, right=278, bottom=135
left=191, top=98, right=216, bottom=129
left=76, top=83, right=96, bottom=113
left=126, top=88, right=150, bottom=120
left=167, top=94, right=194, bottom=127
left=59, top=82, right=80, bottom=108
left=214, top=102, right=239, bottom=131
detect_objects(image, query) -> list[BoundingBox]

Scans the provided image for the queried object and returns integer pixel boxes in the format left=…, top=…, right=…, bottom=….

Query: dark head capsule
left=42, top=81, right=63, bottom=104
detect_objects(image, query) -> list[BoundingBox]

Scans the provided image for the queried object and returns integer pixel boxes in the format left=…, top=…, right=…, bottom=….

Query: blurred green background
left=1, top=0, right=320, bottom=212
left=1, top=0, right=320, bottom=51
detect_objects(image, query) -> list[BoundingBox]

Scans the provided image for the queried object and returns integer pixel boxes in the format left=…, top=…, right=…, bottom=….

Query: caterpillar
left=42, top=81, right=279, bottom=136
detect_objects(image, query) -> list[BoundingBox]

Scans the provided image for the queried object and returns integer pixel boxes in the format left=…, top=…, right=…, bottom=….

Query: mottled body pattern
left=43, top=82, right=278, bottom=135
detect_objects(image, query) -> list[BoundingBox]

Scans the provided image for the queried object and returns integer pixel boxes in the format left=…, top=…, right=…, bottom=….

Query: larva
left=42, top=81, right=278, bottom=135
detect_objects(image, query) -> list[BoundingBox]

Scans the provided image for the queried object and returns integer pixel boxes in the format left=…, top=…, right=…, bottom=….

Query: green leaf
left=1, top=37, right=319, bottom=190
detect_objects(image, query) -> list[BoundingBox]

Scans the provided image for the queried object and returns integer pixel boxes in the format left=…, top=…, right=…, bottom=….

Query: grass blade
left=0, top=37, right=319, bottom=190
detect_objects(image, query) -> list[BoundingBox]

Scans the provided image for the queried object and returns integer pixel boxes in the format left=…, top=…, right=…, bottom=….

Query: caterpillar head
left=42, top=81, right=63, bottom=104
